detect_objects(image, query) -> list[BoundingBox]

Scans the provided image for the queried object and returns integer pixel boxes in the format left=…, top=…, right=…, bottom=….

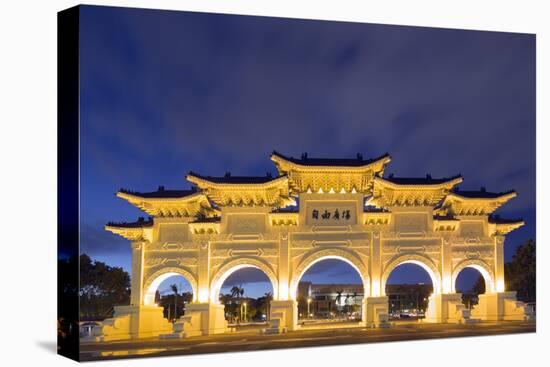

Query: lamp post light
left=243, top=302, right=247, bottom=323
left=307, top=298, right=312, bottom=319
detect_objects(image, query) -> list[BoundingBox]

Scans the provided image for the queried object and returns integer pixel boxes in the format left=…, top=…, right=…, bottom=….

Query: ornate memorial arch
left=94, top=151, right=532, bottom=341
left=290, top=248, right=370, bottom=300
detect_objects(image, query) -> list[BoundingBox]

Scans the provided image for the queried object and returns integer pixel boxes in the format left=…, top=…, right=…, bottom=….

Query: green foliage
left=58, top=255, right=79, bottom=316
left=472, top=275, right=485, bottom=294
left=158, top=291, right=192, bottom=321
left=246, top=304, right=258, bottom=320
left=78, top=254, right=131, bottom=319
left=230, top=285, right=244, bottom=298
left=257, top=292, right=272, bottom=319
left=470, top=239, right=536, bottom=303
left=505, top=239, right=536, bottom=302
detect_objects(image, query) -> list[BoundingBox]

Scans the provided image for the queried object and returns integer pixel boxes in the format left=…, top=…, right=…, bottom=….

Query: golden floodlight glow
left=99, top=151, right=531, bottom=341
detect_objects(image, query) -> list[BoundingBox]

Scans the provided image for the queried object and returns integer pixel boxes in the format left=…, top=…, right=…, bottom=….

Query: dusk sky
left=79, top=6, right=535, bottom=297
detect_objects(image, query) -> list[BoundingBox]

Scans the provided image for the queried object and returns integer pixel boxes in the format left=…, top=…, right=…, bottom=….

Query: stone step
left=160, top=332, right=184, bottom=339
left=261, top=327, right=287, bottom=334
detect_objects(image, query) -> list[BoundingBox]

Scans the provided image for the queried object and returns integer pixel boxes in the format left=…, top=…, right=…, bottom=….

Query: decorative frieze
left=144, top=256, right=198, bottom=268
left=210, top=244, right=279, bottom=258
left=146, top=242, right=200, bottom=252
left=451, top=246, right=494, bottom=261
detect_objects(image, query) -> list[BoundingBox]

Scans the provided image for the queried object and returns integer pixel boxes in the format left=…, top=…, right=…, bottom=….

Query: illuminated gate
left=94, top=151, right=533, bottom=341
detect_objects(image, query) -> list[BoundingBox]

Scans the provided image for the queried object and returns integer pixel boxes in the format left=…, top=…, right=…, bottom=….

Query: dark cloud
left=220, top=268, right=272, bottom=287
left=80, top=223, right=129, bottom=255
left=78, top=6, right=535, bottom=277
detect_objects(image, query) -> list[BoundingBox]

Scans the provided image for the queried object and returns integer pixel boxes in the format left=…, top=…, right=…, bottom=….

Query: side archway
left=451, top=259, right=495, bottom=293
left=289, top=248, right=370, bottom=300
left=142, top=267, right=198, bottom=306
left=209, top=257, right=279, bottom=304
left=381, top=254, right=441, bottom=296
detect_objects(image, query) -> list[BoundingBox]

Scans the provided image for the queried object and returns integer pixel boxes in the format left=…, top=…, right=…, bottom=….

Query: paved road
left=80, top=320, right=535, bottom=361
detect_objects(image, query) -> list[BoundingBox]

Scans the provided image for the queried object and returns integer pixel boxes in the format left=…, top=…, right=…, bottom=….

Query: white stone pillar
left=363, top=296, right=389, bottom=328
left=370, top=231, right=382, bottom=297
left=269, top=300, right=298, bottom=331
left=130, top=241, right=145, bottom=306
left=440, top=238, right=452, bottom=294
left=278, top=233, right=290, bottom=300
left=197, top=241, right=211, bottom=303
left=494, top=235, right=505, bottom=292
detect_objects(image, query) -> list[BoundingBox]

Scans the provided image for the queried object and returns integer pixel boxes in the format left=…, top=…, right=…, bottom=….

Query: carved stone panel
left=393, top=213, right=428, bottom=234
left=226, top=214, right=266, bottom=234
left=452, top=244, right=494, bottom=262
left=460, top=220, right=485, bottom=238
left=158, top=223, right=189, bottom=243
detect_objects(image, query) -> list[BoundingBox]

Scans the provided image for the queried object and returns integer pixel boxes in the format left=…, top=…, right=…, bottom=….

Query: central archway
left=295, top=258, right=365, bottom=322
left=290, top=248, right=370, bottom=302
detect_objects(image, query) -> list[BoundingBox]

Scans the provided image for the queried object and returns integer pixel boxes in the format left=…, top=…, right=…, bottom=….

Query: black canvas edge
left=57, top=5, right=80, bottom=362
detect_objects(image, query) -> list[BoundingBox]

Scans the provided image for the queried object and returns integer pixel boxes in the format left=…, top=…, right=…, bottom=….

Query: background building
left=299, top=281, right=434, bottom=319
left=386, top=284, right=433, bottom=316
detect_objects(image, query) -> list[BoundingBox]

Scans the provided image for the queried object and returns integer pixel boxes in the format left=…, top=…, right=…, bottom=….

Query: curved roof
left=118, top=187, right=198, bottom=198
left=186, top=171, right=293, bottom=208
left=106, top=217, right=153, bottom=228
left=271, top=150, right=391, bottom=168
left=382, top=174, right=463, bottom=186
left=451, top=188, right=516, bottom=199
left=187, top=171, right=284, bottom=185
left=116, top=188, right=216, bottom=217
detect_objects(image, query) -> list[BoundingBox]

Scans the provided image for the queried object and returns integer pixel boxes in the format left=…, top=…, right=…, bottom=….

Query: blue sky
left=78, top=6, right=535, bottom=298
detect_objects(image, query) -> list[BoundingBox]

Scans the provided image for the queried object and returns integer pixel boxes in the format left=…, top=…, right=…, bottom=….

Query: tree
left=219, top=293, right=239, bottom=322
left=158, top=291, right=191, bottom=320
left=58, top=254, right=79, bottom=357
left=505, top=239, right=536, bottom=302
left=170, top=284, right=178, bottom=321
left=472, top=276, right=485, bottom=295
left=472, top=239, right=536, bottom=303
left=245, top=303, right=258, bottom=320
left=78, top=254, right=130, bottom=319
left=258, top=292, right=273, bottom=320
left=230, top=285, right=244, bottom=299
left=228, top=285, right=246, bottom=321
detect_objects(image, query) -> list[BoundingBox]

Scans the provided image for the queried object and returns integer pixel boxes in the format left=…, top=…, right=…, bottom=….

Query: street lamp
left=307, top=298, right=312, bottom=319
left=243, top=302, right=248, bottom=323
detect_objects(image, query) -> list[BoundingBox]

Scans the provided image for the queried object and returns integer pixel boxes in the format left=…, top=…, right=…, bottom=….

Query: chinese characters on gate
left=312, top=208, right=352, bottom=221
